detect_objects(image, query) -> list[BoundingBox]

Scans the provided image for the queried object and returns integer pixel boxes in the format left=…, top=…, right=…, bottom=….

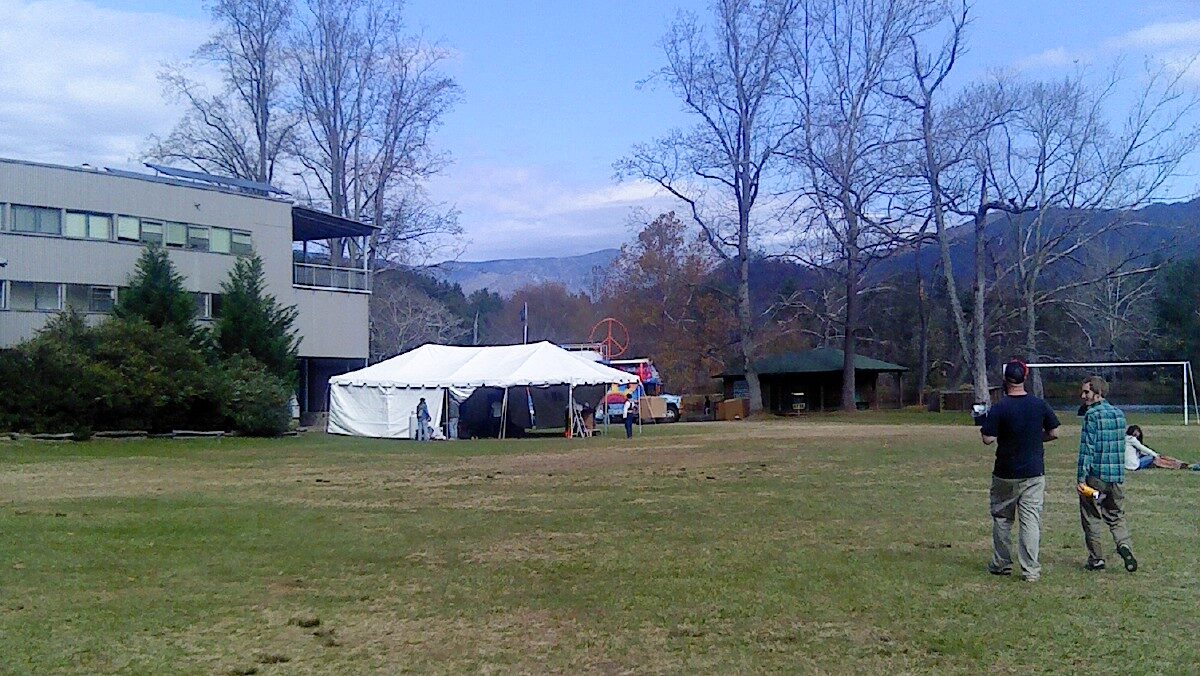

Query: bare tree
left=617, top=0, right=803, bottom=414
left=291, top=0, right=460, bottom=266
left=787, top=0, right=937, bottom=411
left=370, top=280, right=465, bottom=362
left=987, top=65, right=1200, bottom=393
left=147, top=0, right=295, bottom=182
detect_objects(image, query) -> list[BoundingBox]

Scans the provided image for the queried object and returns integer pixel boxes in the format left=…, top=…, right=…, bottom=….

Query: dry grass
left=1, top=415, right=1198, bottom=673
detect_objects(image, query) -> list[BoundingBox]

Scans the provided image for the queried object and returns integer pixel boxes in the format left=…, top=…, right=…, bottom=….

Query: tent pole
left=567, top=385, right=574, bottom=439
left=444, top=388, right=450, bottom=438
left=499, top=388, right=509, bottom=439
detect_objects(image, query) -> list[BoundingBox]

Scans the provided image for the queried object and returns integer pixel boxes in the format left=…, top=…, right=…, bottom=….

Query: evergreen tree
left=214, top=253, right=299, bottom=381
left=1154, top=258, right=1200, bottom=365
left=114, top=245, right=198, bottom=337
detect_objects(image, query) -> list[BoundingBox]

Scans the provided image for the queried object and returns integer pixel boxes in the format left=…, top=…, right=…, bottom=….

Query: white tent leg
left=1189, top=362, right=1200, bottom=425
left=1185, top=363, right=1189, bottom=426
left=499, top=388, right=509, bottom=439
left=568, top=385, right=574, bottom=439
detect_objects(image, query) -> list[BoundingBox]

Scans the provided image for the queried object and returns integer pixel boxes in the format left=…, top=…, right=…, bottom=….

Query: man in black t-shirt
left=979, top=360, right=1061, bottom=582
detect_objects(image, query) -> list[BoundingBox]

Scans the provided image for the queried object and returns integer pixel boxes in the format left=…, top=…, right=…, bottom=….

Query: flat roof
left=0, top=156, right=291, bottom=203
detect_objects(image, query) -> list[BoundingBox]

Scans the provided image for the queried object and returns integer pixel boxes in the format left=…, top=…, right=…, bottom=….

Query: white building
left=0, top=157, right=375, bottom=416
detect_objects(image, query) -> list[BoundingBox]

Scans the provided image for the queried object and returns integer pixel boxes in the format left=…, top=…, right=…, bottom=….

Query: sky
left=3, top=0, right=1200, bottom=261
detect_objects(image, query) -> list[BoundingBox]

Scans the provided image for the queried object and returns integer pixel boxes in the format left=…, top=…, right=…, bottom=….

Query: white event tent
left=327, top=341, right=641, bottom=439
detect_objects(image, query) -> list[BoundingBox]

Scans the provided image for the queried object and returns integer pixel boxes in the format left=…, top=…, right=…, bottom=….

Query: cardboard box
left=639, top=395, right=667, bottom=420
left=717, top=398, right=749, bottom=421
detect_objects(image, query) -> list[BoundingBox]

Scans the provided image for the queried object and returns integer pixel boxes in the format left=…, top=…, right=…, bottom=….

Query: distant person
left=980, top=360, right=1061, bottom=582
left=1125, top=425, right=1195, bottom=470
left=623, top=393, right=637, bottom=439
left=704, top=396, right=712, bottom=420
left=1077, top=376, right=1137, bottom=572
left=415, top=397, right=431, bottom=441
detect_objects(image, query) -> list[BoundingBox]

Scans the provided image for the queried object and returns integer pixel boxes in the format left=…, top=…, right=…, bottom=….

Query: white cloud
left=428, top=164, right=680, bottom=260
left=1108, top=19, right=1200, bottom=50
left=0, top=0, right=209, bottom=168
left=1013, top=47, right=1086, bottom=71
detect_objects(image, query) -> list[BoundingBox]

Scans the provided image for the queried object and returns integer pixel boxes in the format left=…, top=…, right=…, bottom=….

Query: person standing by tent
left=623, top=393, right=637, bottom=439
left=416, top=397, right=432, bottom=441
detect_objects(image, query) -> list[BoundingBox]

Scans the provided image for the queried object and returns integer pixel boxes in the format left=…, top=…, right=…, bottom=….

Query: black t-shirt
left=980, top=394, right=1060, bottom=479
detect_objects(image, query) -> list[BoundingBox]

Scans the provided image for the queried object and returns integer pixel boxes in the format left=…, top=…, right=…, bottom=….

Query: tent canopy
left=330, top=341, right=641, bottom=389
left=327, top=342, right=639, bottom=439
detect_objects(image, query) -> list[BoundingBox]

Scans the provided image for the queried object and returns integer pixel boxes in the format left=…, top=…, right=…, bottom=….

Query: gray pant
left=1079, top=477, right=1131, bottom=563
left=990, top=475, right=1045, bottom=580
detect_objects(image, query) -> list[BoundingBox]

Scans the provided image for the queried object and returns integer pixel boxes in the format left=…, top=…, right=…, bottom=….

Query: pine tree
left=114, top=245, right=197, bottom=337
left=214, top=253, right=299, bottom=381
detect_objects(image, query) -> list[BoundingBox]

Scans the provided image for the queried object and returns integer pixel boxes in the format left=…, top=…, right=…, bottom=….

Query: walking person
left=415, top=397, right=432, bottom=441
left=1077, top=376, right=1138, bottom=572
left=623, top=393, right=637, bottom=439
left=979, top=360, right=1061, bottom=582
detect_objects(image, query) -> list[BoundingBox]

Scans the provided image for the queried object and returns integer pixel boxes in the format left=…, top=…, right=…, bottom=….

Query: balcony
left=293, top=261, right=370, bottom=292
left=291, top=206, right=378, bottom=293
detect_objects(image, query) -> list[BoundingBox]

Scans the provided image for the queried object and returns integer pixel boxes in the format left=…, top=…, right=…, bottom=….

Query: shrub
left=218, top=354, right=293, bottom=437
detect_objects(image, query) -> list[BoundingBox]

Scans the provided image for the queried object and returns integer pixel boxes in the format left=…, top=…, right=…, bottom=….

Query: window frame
left=117, top=215, right=140, bottom=242
left=11, top=204, right=62, bottom=236
left=140, top=220, right=164, bottom=246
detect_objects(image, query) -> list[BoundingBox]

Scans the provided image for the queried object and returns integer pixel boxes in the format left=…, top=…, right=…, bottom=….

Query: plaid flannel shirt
left=1078, top=400, right=1127, bottom=484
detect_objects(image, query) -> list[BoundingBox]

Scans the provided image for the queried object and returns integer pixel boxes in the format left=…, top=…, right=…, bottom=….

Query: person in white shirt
left=1125, top=425, right=1194, bottom=470
left=622, top=393, right=637, bottom=439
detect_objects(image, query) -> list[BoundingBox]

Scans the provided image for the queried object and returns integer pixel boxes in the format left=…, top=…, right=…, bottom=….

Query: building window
left=64, top=211, right=112, bottom=240
left=0, top=280, right=6, bottom=310
left=211, top=227, right=232, bottom=254
left=231, top=230, right=252, bottom=256
left=187, top=224, right=210, bottom=251
left=141, top=221, right=164, bottom=246
left=165, top=222, right=187, bottom=248
left=90, top=286, right=116, bottom=313
left=9, top=281, right=62, bottom=311
left=192, top=291, right=223, bottom=319
left=117, top=216, right=140, bottom=242
left=11, top=205, right=61, bottom=235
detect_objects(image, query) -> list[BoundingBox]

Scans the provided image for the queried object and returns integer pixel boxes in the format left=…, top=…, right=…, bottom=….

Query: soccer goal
left=1022, top=361, right=1198, bottom=425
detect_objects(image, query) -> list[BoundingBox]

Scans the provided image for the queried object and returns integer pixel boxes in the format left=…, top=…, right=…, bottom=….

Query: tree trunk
left=924, top=105, right=974, bottom=393
left=1023, top=286, right=1043, bottom=396
left=738, top=250, right=762, bottom=413
left=971, top=206, right=991, bottom=402
left=842, top=211, right=860, bottom=412
left=916, top=249, right=929, bottom=406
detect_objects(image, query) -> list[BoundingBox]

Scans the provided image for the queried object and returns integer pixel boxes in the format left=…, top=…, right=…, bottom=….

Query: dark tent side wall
left=454, top=384, right=609, bottom=439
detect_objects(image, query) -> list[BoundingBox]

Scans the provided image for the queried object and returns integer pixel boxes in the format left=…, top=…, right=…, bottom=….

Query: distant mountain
left=428, top=249, right=621, bottom=297
left=870, top=197, right=1200, bottom=283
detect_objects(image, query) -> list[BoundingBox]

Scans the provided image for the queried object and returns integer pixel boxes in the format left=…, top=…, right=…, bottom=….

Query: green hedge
left=0, top=312, right=291, bottom=437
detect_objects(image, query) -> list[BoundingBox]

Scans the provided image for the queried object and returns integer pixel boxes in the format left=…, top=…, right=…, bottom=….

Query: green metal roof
left=720, top=348, right=908, bottom=377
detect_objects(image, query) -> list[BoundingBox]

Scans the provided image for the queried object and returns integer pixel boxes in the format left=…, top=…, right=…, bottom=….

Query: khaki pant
left=990, top=475, right=1045, bottom=580
left=1079, top=477, right=1132, bottom=563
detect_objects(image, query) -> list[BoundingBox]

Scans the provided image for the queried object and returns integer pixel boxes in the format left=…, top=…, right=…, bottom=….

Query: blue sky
left=3, top=0, right=1200, bottom=260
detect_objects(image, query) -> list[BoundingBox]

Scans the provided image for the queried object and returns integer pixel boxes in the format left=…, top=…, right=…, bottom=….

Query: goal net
left=1026, top=361, right=1198, bottom=425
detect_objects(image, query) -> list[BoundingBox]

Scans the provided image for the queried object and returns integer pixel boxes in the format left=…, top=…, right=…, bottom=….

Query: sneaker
left=1118, top=544, right=1138, bottom=572
left=1022, top=575, right=1040, bottom=583
left=1085, top=559, right=1106, bottom=571
left=988, top=563, right=1013, bottom=576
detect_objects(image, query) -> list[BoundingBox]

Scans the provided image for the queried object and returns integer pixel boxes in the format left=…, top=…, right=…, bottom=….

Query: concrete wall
left=0, top=158, right=367, bottom=359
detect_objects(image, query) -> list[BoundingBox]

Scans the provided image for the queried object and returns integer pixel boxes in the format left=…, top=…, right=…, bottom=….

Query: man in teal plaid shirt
left=1077, top=375, right=1137, bottom=572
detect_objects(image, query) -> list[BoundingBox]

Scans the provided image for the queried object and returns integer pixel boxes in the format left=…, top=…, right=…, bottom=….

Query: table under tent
left=327, top=342, right=642, bottom=439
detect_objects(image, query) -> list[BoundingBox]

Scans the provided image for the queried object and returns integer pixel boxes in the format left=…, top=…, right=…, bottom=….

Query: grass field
left=1, top=413, right=1198, bottom=673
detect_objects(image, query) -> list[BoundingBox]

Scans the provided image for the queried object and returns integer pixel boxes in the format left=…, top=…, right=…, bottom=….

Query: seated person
left=1125, top=425, right=1195, bottom=470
